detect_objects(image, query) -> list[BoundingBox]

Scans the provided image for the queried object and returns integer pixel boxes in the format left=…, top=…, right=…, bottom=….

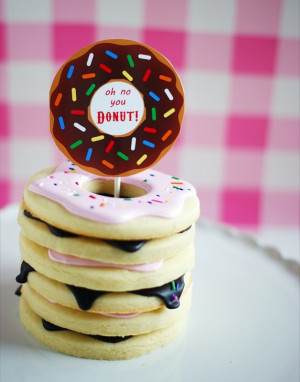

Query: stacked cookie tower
left=16, top=161, right=199, bottom=360
left=15, top=39, right=200, bottom=359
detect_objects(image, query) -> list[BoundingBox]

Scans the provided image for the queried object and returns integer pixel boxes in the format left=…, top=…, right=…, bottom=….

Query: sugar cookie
left=24, top=161, right=199, bottom=240
left=19, top=296, right=187, bottom=360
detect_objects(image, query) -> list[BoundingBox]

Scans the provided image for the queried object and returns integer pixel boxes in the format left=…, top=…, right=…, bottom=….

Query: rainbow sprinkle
left=102, top=159, right=114, bottom=169
left=99, top=63, right=112, bottom=73
left=54, top=93, right=62, bottom=106
left=149, top=91, right=160, bottom=102
left=58, top=116, right=65, bottom=130
left=82, top=73, right=96, bottom=79
left=143, top=140, right=155, bottom=148
left=105, top=140, right=115, bottom=153
left=164, top=88, right=173, bottom=100
left=159, top=75, right=172, bottom=82
left=71, top=110, right=85, bottom=115
left=85, top=148, right=93, bottom=161
left=74, top=122, right=86, bottom=132
left=137, top=154, right=147, bottom=165
left=162, top=130, right=172, bottom=141
left=138, top=54, right=151, bottom=60
left=122, top=70, right=133, bottom=82
left=151, top=108, right=157, bottom=121
left=86, top=53, right=94, bottom=66
left=131, top=137, right=136, bottom=151
left=127, top=54, right=134, bottom=67
left=117, top=151, right=129, bottom=161
left=71, top=88, right=77, bottom=102
left=86, top=84, right=96, bottom=96
left=143, top=69, right=151, bottom=82
left=164, top=108, right=175, bottom=118
left=91, top=135, right=105, bottom=142
left=70, top=140, right=83, bottom=149
left=106, top=50, right=118, bottom=59
left=67, top=65, right=75, bottom=79
left=144, top=127, right=157, bottom=133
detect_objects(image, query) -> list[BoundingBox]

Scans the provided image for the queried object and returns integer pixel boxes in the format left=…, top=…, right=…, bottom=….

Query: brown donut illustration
left=50, top=39, right=184, bottom=176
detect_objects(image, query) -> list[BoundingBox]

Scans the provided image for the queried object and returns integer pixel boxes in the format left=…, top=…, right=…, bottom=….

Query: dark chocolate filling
left=15, top=261, right=185, bottom=310
left=42, top=318, right=132, bottom=343
left=23, top=209, right=147, bottom=252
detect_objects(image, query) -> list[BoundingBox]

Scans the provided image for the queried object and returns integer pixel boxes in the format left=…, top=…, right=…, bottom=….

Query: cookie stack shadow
left=16, top=185, right=199, bottom=360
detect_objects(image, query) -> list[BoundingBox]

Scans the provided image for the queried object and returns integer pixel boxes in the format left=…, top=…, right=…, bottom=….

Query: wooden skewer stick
left=114, top=177, right=121, bottom=198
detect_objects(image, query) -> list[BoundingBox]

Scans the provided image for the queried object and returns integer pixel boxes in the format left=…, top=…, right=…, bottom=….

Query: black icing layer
left=16, top=261, right=35, bottom=283
left=89, top=334, right=132, bottom=343
left=105, top=239, right=146, bottom=253
left=24, top=209, right=78, bottom=238
left=42, top=318, right=131, bottom=343
left=15, top=261, right=185, bottom=310
left=67, top=285, right=106, bottom=311
left=15, top=285, right=22, bottom=296
left=133, top=275, right=185, bottom=309
left=42, top=318, right=65, bottom=332
left=23, top=209, right=147, bottom=252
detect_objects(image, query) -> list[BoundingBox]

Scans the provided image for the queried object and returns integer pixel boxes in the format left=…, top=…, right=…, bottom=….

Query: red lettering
left=97, top=111, right=104, bottom=124
left=120, top=112, right=126, bottom=122
left=96, top=111, right=138, bottom=124
left=127, top=111, right=134, bottom=121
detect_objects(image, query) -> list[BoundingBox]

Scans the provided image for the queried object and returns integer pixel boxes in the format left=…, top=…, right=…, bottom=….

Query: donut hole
left=82, top=180, right=147, bottom=198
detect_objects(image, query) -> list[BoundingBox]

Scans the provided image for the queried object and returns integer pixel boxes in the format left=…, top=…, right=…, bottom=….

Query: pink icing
left=48, top=249, right=163, bottom=272
left=28, top=161, right=196, bottom=224
left=45, top=297, right=140, bottom=318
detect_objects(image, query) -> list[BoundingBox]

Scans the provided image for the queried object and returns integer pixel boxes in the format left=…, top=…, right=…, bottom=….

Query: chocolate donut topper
left=50, top=39, right=184, bottom=177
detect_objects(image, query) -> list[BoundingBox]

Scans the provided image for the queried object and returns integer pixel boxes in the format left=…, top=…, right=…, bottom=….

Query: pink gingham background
left=0, top=0, right=299, bottom=231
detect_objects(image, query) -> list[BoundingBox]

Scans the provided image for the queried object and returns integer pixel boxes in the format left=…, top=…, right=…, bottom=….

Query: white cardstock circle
left=89, top=81, right=145, bottom=136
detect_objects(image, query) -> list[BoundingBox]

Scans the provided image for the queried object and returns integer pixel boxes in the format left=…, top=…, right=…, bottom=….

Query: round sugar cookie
left=23, top=161, right=200, bottom=240
left=50, top=39, right=184, bottom=177
left=21, top=282, right=191, bottom=336
left=22, top=271, right=192, bottom=314
left=19, top=296, right=187, bottom=360
left=18, top=203, right=195, bottom=264
left=19, top=232, right=194, bottom=292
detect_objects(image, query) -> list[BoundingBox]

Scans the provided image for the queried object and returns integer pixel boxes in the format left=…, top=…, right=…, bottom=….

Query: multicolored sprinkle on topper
left=50, top=39, right=184, bottom=177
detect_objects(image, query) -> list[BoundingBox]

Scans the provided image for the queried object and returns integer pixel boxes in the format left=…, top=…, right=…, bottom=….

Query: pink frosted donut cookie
left=23, top=161, right=200, bottom=240
left=50, top=39, right=184, bottom=177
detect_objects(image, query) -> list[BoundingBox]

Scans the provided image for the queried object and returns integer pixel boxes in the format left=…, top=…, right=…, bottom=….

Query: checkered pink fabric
left=0, top=0, right=299, bottom=230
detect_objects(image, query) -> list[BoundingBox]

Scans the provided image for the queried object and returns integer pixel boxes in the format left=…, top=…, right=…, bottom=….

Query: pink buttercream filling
left=48, top=249, right=163, bottom=272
